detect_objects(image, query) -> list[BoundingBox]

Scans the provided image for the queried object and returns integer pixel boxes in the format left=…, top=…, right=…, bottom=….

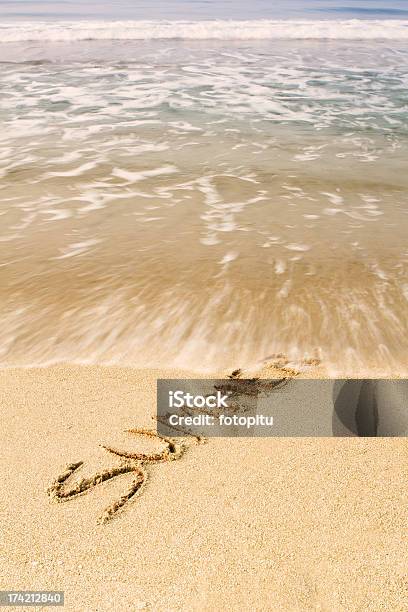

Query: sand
left=1, top=364, right=408, bottom=611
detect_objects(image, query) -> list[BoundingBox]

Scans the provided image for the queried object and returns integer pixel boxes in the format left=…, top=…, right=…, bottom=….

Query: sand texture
left=1, top=365, right=408, bottom=611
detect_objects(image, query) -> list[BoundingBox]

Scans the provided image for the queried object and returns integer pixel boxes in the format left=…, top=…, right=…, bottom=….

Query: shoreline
left=0, top=359, right=405, bottom=378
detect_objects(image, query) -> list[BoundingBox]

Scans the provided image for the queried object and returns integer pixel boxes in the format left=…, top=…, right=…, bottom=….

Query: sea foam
left=1, top=19, right=408, bottom=42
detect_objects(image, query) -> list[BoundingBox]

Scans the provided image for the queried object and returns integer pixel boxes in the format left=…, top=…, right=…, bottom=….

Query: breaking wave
left=1, top=19, right=408, bottom=42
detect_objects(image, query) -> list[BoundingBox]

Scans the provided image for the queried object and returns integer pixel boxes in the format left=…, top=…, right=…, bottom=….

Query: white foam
left=54, top=239, right=101, bottom=260
left=284, top=243, right=311, bottom=252
left=47, top=161, right=98, bottom=177
left=1, top=19, right=408, bottom=43
left=112, top=166, right=179, bottom=183
left=219, top=251, right=239, bottom=265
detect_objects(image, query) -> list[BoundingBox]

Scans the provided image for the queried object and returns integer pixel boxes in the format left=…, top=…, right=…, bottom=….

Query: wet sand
left=1, top=364, right=407, bottom=611
left=1, top=42, right=408, bottom=375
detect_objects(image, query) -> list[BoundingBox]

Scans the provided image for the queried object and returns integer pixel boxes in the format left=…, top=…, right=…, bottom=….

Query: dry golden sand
left=1, top=364, right=408, bottom=611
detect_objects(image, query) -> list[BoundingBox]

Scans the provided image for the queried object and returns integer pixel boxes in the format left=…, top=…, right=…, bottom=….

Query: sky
left=1, top=0, right=408, bottom=20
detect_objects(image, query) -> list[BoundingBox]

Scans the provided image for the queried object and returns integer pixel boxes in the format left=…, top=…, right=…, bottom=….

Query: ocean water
left=1, top=0, right=408, bottom=20
left=0, top=7, right=408, bottom=374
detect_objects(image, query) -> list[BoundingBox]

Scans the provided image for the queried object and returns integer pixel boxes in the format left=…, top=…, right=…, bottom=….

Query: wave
left=1, top=19, right=408, bottom=42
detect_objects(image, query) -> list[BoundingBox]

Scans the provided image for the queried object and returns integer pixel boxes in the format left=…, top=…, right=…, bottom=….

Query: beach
left=1, top=3, right=408, bottom=609
left=1, top=364, right=408, bottom=610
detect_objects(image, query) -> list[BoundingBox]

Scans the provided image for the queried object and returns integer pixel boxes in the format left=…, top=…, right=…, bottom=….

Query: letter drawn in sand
left=47, top=425, right=202, bottom=524
left=47, top=360, right=306, bottom=524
